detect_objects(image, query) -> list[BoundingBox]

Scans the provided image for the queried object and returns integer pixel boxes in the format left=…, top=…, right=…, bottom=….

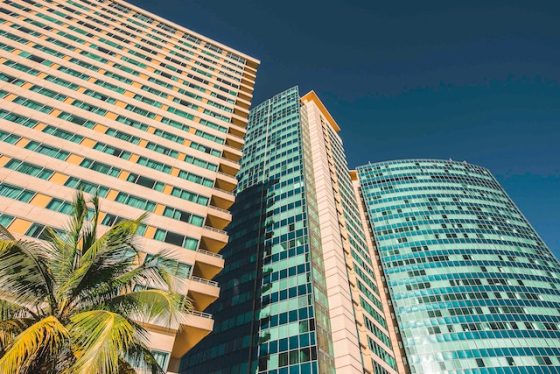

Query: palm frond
left=71, top=249, right=182, bottom=314
left=0, top=193, right=187, bottom=373
left=0, top=317, right=34, bottom=356
left=0, top=315, right=68, bottom=374
left=107, top=289, right=191, bottom=328
left=47, top=193, right=88, bottom=300
left=69, top=310, right=136, bottom=374
left=0, top=239, right=56, bottom=313
left=0, top=297, right=36, bottom=322
left=59, top=215, right=146, bottom=313
left=80, top=194, right=101, bottom=254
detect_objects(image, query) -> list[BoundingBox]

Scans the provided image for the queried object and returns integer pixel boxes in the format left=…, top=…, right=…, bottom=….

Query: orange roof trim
left=301, top=90, right=341, bottom=133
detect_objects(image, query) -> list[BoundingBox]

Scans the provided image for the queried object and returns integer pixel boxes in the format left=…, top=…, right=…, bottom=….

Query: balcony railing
left=213, top=187, right=235, bottom=196
left=190, top=275, right=218, bottom=287
left=204, top=225, right=227, bottom=235
left=187, top=310, right=213, bottom=319
left=196, top=247, right=223, bottom=259
left=216, top=170, right=236, bottom=179
left=208, top=205, right=231, bottom=215
left=227, top=132, right=244, bottom=142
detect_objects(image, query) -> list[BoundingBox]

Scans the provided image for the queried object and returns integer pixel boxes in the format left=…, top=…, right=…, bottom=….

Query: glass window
left=0, top=183, right=35, bottom=202
left=64, top=177, right=109, bottom=197
left=42, top=126, right=83, bottom=143
left=80, top=158, right=121, bottom=177
left=0, top=129, right=21, bottom=144
left=46, top=199, right=73, bottom=215
left=25, top=223, right=50, bottom=240
left=0, top=213, right=14, bottom=228
left=58, top=112, right=96, bottom=128
left=25, top=141, right=69, bottom=160
left=12, top=97, right=53, bottom=114
left=151, top=351, right=169, bottom=371
left=4, top=159, right=53, bottom=180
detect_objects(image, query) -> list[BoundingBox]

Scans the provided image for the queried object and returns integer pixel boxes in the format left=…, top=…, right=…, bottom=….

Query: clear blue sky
left=130, top=0, right=560, bottom=257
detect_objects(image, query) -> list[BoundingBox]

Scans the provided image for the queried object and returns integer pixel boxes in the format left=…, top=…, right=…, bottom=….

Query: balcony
left=206, top=205, right=231, bottom=230
left=194, top=248, right=224, bottom=280
left=200, top=225, right=228, bottom=254
left=222, top=150, right=242, bottom=164
left=211, top=190, right=235, bottom=210
left=225, top=134, right=243, bottom=150
left=169, top=311, right=214, bottom=364
left=218, top=162, right=239, bottom=178
left=228, top=123, right=246, bottom=139
left=214, top=172, right=236, bottom=192
left=187, top=276, right=219, bottom=311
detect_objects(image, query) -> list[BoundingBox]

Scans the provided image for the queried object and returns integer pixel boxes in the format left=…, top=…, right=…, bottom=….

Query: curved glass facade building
left=357, top=159, right=560, bottom=373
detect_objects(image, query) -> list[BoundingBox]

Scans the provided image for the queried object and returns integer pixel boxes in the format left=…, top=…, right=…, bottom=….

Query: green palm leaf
left=69, top=310, right=135, bottom=374
left=0, top=316, right=68, bottom=374
left=0, top=192, right=194, bottom=372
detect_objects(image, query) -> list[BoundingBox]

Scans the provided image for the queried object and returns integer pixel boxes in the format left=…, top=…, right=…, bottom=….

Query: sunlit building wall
left=0, top=0, right=259, bottom=371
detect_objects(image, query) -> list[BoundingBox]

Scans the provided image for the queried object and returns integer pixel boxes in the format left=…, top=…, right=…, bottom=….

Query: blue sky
left=130, top=0, right=560, bottom=256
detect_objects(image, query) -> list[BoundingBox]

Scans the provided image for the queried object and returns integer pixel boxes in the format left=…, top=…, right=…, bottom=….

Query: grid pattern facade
left=0, top=0, right=258, bottom=371
left=184, top=88, right=404, bottom=374
left=183, top=87, right=335, bottom=374
left=357, top=159, right=560, bottom=373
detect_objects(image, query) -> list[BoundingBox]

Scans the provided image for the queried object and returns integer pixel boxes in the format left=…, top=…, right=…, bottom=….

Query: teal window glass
left=58, top=112, right=96, bottom=129
left=0, top=129, right=21, bottom=144
left=80, top=158, right=121, bottom=177
left=136, top=157, right=171, bottom=174
left=46, top=198, right=73, bottom=215
left=93, top=142, right=131, bottom=160
left=126, top=173, right=165, bottom=192
left=0, top=213, right=15, bottom=228
left=42, top=126, right=83, bottom=143
left=64, top=177, right=109, bottom=198
left=25, top=141, right=69, bottom=160
left=12, top=97, right=53, bottom=114
left=4, top=159, right=53, bottom=180
left=0, top=183, right=35, bottom=202
left=71, top=100, right=107, bottom=116
left=115, top=193, right=156, bottom=212
left=105, top=128, right=141, bottom=144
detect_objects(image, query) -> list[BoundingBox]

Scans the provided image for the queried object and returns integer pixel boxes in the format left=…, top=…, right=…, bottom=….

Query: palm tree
left=0, top=192, right=192, bottom=373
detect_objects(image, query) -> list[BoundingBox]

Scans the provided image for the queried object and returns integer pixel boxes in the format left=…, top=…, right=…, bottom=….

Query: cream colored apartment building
left=0, top=0, right=258, bottom=371
left=302, top=92, right=407, bottom=374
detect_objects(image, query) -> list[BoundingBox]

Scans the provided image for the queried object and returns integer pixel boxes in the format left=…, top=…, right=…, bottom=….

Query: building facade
left=0, top=0, right=258, bottom=371
left=182, top=87, right=404, bottom=374
left=356, top=159, right=560, bottom=373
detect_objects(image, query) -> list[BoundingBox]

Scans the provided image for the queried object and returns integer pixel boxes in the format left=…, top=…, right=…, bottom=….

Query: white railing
left=187, top=310, right=213, bottom=319
left=196, top=247, right=223, bottom=259
left=213, top=187, right=235, bottom=196
left=216, top=170, right=236, bottom=179
left=209, top=205, right=231, bottom=215
left=190, top=275, right=218, bottom=287
left=204, top=225, right=227, bottom=235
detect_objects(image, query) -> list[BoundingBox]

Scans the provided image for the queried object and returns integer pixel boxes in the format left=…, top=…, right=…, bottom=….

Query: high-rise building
left=356, top=159, right=560, bottom=373
left=0, top=0, right=258, bottom=371
left=183, top=87, right=405, bottom=374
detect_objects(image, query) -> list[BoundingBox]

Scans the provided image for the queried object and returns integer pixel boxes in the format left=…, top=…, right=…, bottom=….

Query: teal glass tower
left=182, top=87, right=335, bottom=373
left=357, top=159, right=560, bottom=373
left=182, top=88, right=406, bottom=373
